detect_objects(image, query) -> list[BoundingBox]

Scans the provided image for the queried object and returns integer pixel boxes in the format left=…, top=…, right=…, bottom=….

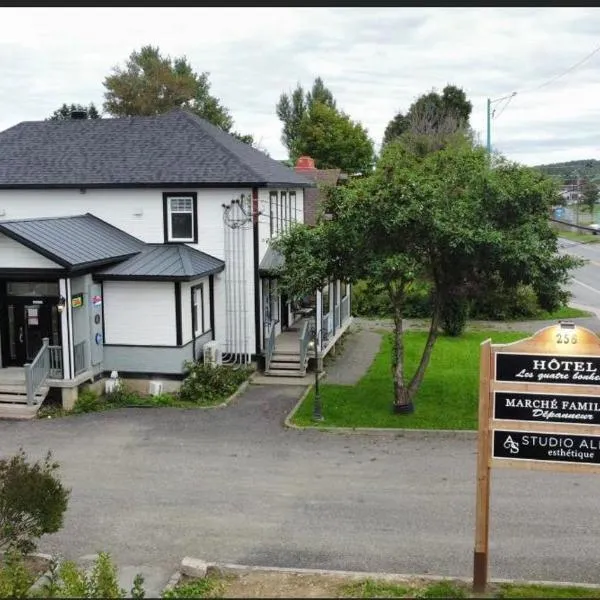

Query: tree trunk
left=392, top=298, right=414, bottom=413
left=393, top=300, right=441, bottom=415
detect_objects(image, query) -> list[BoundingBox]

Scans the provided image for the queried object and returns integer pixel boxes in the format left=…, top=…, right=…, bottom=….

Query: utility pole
left=486, top=92, right=517, bottom=155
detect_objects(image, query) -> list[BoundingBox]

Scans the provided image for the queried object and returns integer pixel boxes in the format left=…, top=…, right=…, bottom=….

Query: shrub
left=104, top=385, right=142, bottom=407
left=440, top=295, right=469, bottom=337
left=162, top=575, right=224, bottom=599
left=34, top=552, right=143, bottom=599
left=0, top=450, right=70, bottom=554
left=0, top=551, right=34, bottom=599
left=71, top=389, right=102, bottom=414
left=351, top=279, right=433, bottom=319
left=179, top=362, right=251, bottom=404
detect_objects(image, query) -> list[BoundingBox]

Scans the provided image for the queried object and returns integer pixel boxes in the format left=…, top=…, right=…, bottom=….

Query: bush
left=351, top=279, right=433, bottom=318
left=0, top=450, right=70, bottom=554
left=71, top=389, right=102, bottom=414
left=162, top=575, right=223, bottom=599
left=471, top=281, right=540, bottom=321
left=34, top=551, right=144, bottom=599
left=441, top=296, right=469, bottom=337
left=0, top=551, right=34, bottom=599
left=179, top=362, right=251, bottom=405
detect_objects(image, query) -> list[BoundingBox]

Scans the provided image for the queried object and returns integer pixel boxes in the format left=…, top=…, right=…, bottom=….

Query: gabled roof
left=0, top=108, right=315, bottom=189
left=0, top=213, right=144, bottom=270
left=96, top=244, right=225, bottom=281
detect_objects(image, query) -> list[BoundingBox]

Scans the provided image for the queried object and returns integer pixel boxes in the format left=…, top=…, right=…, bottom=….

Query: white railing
left=73, top=340, right=88, bottom=376
left=321, top=313, right=331, bottom=347
left=341, top=295, right=350, bottom=323
left=298, top=319, right=311, bottom=368
left=25, top=338, right=50, bottom=405
left=49, top=346, right=63, bottom=379
left=265, top=320, right=278, bottom=371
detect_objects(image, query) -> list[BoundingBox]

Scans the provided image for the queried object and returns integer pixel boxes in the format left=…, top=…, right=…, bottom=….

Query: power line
left=519, top=42, right=600, bottom=96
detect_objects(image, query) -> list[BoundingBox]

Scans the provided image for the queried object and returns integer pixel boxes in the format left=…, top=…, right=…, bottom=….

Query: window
left=274, top=191, right=279, bottom=235
left=281, top=191, right=287, bottom=231
left=340, top=281, right=348, bottom=299
left=191, top=284, right=206, bottom=335
left=269, top=191, right=277, bottom=237
left=289, top=191, right=296, bottom=224
left=163, top=193, right=197, bottom=242
left=7, top=281, right=59, bottom=297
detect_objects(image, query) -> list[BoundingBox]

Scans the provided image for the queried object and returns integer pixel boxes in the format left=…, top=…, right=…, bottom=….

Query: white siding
left=0, top=232, right=61, bottom=268
left=103, top=281, right=176, bottom=346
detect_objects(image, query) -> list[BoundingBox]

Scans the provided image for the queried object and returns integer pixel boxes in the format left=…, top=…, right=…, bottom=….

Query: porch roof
left=259, top=245, right=285, bottom=277
left=95, top=244, right=225, bottom=281
left=0, top=213, right=144, bottom=271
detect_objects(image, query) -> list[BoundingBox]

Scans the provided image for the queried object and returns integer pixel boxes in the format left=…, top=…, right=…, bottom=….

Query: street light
left=308, top=308, right=323, bottom=421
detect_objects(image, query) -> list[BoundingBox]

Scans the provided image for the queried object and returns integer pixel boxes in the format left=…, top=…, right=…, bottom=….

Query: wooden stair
left=265, top=327, right=309, bottom=378
left=0, top=370, right=48, bottom=420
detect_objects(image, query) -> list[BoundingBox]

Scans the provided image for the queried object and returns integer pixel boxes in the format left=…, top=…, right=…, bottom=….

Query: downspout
left=252, top=187, right=261, bottom=358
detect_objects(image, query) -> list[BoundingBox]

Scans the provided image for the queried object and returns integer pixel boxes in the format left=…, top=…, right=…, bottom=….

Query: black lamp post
left=312, top=307, right=323, bottom=421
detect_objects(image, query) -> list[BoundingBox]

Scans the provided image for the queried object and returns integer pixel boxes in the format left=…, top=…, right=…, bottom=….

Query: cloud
left=0, top=7, right=599, bottom=166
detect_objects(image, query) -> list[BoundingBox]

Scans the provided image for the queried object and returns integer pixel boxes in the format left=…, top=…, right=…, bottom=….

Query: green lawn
left=556, top=230, right=600, bottom=244
left=534, top=305, right=591, bottom=319
left=292, top=330, right=527, bottom=430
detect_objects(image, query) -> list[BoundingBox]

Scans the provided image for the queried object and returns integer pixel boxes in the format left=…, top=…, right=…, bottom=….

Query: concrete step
left=0, top=403, right=40, bottom=420
left=269, top=361, right=302, bottom=370
left=0, top=383, right=48, bottom=395
left=264, top=368, right=307, bottom=377
left=0, top=393, right=47, bottom=405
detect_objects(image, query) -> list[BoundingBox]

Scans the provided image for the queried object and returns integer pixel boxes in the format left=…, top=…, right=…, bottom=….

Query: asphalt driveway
left=2, top=385, right=600, bottom=586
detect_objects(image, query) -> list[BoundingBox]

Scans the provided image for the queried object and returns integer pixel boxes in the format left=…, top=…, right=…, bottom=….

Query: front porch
left=264, top=293, right=352, bottom=377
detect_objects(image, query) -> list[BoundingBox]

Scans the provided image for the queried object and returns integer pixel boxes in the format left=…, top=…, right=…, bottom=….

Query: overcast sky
left=1, top=7, right=598, bottom=166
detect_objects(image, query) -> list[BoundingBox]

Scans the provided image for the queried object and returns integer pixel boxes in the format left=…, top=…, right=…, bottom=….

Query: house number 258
left=556, top=332, right=577, bottom=344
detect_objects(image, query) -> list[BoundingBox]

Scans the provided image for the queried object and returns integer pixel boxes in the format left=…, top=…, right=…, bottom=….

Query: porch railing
left=265, top=320, right=278, bottom=371
left=298, top=319, right=311, bottom=368
left=334, top=304, right=340, bottom=330
left=49, top=346, right=63, bottom=379
left=341, top=295, right=350, bottom=324
left=322, top=313, right=331, bottom=347
left=73, top=340, right=88, bottom=376
left=24, top=338, right=50, bottom=405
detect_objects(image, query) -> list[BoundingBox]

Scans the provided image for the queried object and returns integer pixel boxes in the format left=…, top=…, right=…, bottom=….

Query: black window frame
left=269, top=191, right=277, bottom=237
left=289, top=191, right=296, bottom=224
left=280, top=190, right=287, bottom=232
left=163, top=192, right=198, bottom=244
left=191, top=282, right=208, bottom=336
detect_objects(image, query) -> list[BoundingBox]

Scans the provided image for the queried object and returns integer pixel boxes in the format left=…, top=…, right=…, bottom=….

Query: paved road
left=559, top=236, right=600, bottom=316
left=3, top=386, right=600, bottom=586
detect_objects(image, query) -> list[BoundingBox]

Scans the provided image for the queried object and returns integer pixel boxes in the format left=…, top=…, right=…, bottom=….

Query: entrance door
left=5, top=302, right=58, bottom=365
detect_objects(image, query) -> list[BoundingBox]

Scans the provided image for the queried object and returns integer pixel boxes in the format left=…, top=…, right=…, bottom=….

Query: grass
left=555, top=229, right=600, bottom=244
left=533, top=305, right=591, bottom=320
left=496, top=583, right=600, bottom=598
left=292, top=330, right=527, bottom=430
left=162, top=575, right=225, bottom=598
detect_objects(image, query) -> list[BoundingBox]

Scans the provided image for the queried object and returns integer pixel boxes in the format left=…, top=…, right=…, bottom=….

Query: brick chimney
left=295, top=156, right=316, bottom=171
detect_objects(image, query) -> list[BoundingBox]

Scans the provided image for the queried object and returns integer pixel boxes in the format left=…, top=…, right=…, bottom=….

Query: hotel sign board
left=473, top=323, right=600, bottom=593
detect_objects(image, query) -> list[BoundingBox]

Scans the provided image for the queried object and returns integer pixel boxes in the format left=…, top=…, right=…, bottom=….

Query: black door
left=5, top=301, right=57, bottom=365
left=281, top=293, right=289, bottom=330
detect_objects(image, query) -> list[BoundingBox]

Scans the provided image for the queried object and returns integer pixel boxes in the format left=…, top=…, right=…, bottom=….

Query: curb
left=283, top=382, right=476, bottom=440
left=178, top=557, right=600, bottom=591
left=162, top=569, right=183, bottom=593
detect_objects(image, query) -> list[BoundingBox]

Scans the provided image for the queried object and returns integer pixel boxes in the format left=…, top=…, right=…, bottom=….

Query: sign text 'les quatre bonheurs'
left=495, top=353, right=600, bottom=385
left=473, top=323, right=600, bottom=593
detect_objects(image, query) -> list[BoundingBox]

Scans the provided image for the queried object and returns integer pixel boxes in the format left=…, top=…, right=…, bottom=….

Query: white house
left=0, top=108, right=352, bottom=416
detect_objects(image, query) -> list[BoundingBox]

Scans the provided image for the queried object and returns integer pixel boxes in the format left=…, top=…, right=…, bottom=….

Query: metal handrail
left=265, top=319, right=279, bottom=371
left=298, top=319, right=311, bottom=368
left=24, top=338, right=50, bottom=405
left=49, top=346, right=63, bottom=379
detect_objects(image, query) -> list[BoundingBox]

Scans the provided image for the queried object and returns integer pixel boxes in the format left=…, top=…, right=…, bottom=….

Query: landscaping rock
left=181, top=556, right=208, bottom=578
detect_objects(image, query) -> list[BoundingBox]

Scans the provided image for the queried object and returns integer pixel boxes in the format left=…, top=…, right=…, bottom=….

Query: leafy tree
left=276, top=77, right=337, bottom=158
left=581, top=177, right=599, bottom=214
left=103, top=45, right=251, bottom=139
left=273, top=135, right=579, bottom=414
left=0, top=449, right=70, bottom=554
left=383, top=84, right=472, bottom=146
left=48, top=103, right=100, bottom=120
left=293, top=102, right=375, bottom=173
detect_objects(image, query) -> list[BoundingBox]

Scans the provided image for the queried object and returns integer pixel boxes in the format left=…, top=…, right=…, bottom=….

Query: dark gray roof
left=96, top=244, right=225, bottom=281
left=0, top=213, right=144, bottom=270
left=258, top=245, right=285, bottom=276
left=0, top=108, right=315, bottom=189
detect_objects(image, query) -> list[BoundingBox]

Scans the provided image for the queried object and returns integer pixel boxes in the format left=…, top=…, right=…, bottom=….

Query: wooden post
left=473, top=339, right=492, bottom=593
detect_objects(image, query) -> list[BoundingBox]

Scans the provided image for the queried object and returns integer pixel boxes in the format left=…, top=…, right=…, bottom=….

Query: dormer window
left=163, top=192, right=198, bottom=243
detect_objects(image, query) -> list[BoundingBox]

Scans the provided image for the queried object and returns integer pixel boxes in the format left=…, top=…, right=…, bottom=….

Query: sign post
left=473, top=322, right=600, bottom=593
